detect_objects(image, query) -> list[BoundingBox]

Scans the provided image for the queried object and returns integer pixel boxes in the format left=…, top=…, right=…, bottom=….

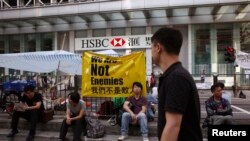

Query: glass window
left=9, top=35, right=20, bottom=53
left=57, top=32, right=69, bottom=50
left=131, top=27, right=146, bottom=35
left=9, top=35, right=20, bottom=77
left=240, top=22, right=250, bottom=53
left=192, top=25, right=211, bottom=75
left=75, top=30, right=87, bottom=38
left=216, top=24, right=234, bottom=75
left=111, top=28, right=125, bottom=36
left=93, top=29, right=106, bottom=37
left=24, top=34, right=36, bottom=52
left=217, top=27, right=233, bottom=64
left=152, top=26, right=164, bottom=34
left=41, top=33, right=53, bottom=51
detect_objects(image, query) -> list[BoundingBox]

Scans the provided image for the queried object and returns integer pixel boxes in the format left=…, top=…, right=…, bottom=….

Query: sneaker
left=142, top=136, right=149, bottom=141
left=84, top=136, right=88, bottom=141
left=6, top=129, right=19, bottom=137
left=117, top=135, right=128, bottom=141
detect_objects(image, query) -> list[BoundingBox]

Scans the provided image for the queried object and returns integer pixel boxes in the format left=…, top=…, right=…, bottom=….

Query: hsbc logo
left=110, top=38, right=126, bottom=47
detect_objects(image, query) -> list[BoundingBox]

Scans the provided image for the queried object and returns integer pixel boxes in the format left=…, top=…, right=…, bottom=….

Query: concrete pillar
left=87, top=29, right=92, bottom=37
left=211, top=25, right=217, bottom=74
left=54, top=32, right=58, bottom=50
left=4, top=36, right=9, bottom=75
left=188, top=24, right=192, bottom=73
left=69, top=31, right=75, bottom=52
left=106, top=28, right=111, bottom=36
left=36, top=33, right=41, bottom=51
left=146, top=26, right=152, bottom=76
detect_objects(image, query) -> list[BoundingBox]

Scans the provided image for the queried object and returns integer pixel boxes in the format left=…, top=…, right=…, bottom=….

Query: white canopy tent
left=0, top=50, right=82, bottom=75
left=0, top=49, right=120, bottom=75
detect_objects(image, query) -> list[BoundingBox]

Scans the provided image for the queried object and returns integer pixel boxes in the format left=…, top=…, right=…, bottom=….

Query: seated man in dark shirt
left=118, top=82, right=149, bottom=141
left=205, top=83, right=233, bottom=125
left=7, top=84, right=45, bottom=141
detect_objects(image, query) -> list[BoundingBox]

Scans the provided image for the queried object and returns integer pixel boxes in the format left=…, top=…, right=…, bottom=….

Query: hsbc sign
left=75, top=35, right=152, bottom=51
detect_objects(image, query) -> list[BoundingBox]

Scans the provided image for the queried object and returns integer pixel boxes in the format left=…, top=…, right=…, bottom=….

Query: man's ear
left=157, top=43, right=164, bottom=53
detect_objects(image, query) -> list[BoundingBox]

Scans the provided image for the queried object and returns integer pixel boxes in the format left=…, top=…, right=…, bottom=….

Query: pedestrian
left=150, top=72, right=156, bottom=89
left=201, top=70, right=205, bottom=83
left=151, top=27, right=202, bottom=141
left=58, top=92, right=87, bottom=141
left=205, top=83, right=233, bottom=125
left=117, top=82, right=149, bottom=141
left=7, top=84, right=45, bottom=141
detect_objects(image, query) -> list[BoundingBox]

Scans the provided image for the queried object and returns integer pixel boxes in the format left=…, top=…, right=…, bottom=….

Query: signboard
left=75, top=35, right=152, bottom=50
left=81, top=51, right=146, bottom=97
left=236, top=51, right=250, bottom=69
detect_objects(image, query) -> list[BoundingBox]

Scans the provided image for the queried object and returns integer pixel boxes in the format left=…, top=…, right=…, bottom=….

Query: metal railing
left=0, top=73, right=249, bottom=117
left=0, top=0, right=102, bottom=10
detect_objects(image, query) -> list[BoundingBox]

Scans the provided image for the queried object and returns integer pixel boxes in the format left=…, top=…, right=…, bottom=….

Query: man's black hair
left=210, top=83, right=222, bottom=93
left=133, top=82, right=143, bottom=90
left=68, top=92, right=80, bottom=103
left=151, top=27, right=183, bottom=55
left=217, top=82, right=225, bottom=89
left=23, top=84, right=35, bottom=92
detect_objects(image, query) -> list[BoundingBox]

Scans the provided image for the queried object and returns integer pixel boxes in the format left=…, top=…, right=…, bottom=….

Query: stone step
left=0, top=128, right=159, bottom=141
left=0, top=113, right=157, bottom=136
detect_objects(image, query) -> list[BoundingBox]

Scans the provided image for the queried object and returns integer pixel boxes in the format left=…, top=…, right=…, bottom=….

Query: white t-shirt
left=152, top=87, right=158, bottom=99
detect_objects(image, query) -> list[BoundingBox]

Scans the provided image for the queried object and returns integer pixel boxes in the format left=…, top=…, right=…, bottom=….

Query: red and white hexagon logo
left=110, top=38, right=126, bottom=47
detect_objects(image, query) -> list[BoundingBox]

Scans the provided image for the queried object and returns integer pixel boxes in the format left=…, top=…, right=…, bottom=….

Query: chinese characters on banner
left=81, top=51, right=146, bottom=97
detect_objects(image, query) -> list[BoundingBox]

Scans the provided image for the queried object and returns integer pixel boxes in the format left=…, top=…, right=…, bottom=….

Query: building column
left=188, top=24, right=192, bottom=73
left=106, top=28, right=111, bottom=36
left=36, top=34, right=41, bottom=51
left=125, top=27, right=131, bottom=55
left=146, top=26, right=152, bottom=76
left=69, top=31, right=75, bottom=52
left=87, top=29, right=92, bottom=37
left=54, top=32, right=58, bottom=50
left=211, top=25, right=217, bottom=74
left=20, top=34, right=25, bottom=75
left=4, top=36, right=9, bottom=75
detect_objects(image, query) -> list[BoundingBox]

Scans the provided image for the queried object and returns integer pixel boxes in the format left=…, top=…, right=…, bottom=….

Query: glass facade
left=41, top=33, right=53, bottom=51
left=216, top=24, right=234, bottom=75
left=192, top=22, right=250, bottom=81
left=111, top=28, right=125, bottom=36
left=192, top=25, right=211, bottom=75
left=9, top=35, right=20, bottom=53
left=24, top=34, right=36, bottom=52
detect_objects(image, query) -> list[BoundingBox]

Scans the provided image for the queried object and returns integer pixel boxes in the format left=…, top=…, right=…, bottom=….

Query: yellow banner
left=81, top=51, right=146, bottom=97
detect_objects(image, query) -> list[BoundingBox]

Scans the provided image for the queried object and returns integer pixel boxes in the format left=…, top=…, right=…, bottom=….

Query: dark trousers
left=59, top=117, right=87, bottom=141
left=11, top=109, right=42, bottom=135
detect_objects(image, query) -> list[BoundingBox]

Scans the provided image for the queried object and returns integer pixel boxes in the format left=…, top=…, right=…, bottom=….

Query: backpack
left=239, top=91, right=246, bottom=99
left=85, top=114, right=105, bottom=138
left=97, top=101, right=115, bottom=119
